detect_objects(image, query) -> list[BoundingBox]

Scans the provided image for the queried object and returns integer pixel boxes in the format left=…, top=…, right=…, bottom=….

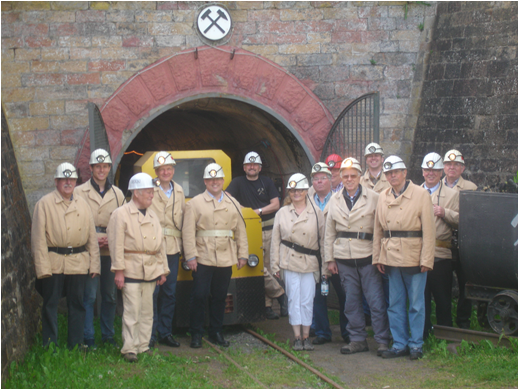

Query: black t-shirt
left=226, top=175, right=280, bottom=221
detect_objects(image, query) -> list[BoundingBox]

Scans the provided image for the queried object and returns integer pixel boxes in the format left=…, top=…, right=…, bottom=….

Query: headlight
left=247, top=254, right=259, bottom=267
left=181, top=261, right=191, bottom=271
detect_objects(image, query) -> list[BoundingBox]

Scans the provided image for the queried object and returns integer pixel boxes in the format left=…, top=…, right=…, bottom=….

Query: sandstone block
left=123, top=36, right=154, bottom=47
left=92, top=36, right=122, bottom=47
left=67, top=73, right=100, bottom=85
left=322, top=7, right=357, bottom=20
left=33, top=85, right=87, bottom=104
left=22, top=73, right=66, bottom=87
left=276, top=76, right=306, bottom=113
left=237, top=1, right=263, bottom=10
left=88, top=60, right=125, bottom=71
left=30, top=100, right=64, bottom=116
left=22, top=10, right=75, bottom=23
left=26, top=36, right=55, bottom=48
left=90, top=2, right=110, bottom=11
left=117, top=22, right=147, bottom=36
left=10, top=117, right=49, bottom=132
left=49, top=145, right=77, bottom=160
left=50, top=23, right=81, bottom=36
left=2, top=87, right=36, bottom=102
left=268, top=33, right=306, bottom=45
left=110, top=2, right=155, bottom=10
left=58, top=36, right=92, bottom=47
left=15, top=48, right=41, bottom=61
left=249, top=10, right=280, bottom=22
left=231, top=10, right=248, bottom=23
left=50, top=114, right=88, bottom=130
left=279, top=43, right=320, bottom=54
left=61, top=128, right=84, bottom=145
left=155, top=35, right=186, bottom=47
left=76, top=10, right=105, bottom=23
left=4, top=102, right=29, bottom=118
left=50, top=2, right=88, bottom=11
left=16, top=146, right=50, bottom=162
left=83, top=22, right=116, bottom=36
left=308, top=32, right=331, bottom=43
left=358, top=6, right=389, bottom=18
left=280, top=9, right=322, bottom=21
left=264, top=54, right=296, bottom=67
left=2, top=62, right=31, bottom=74
left=332, top=31, right=362, bottom=44
left=297, top=53, right=333, bottom=66
left=11, top=2, right=51, bottom=11
left=2, top=73, right=21, bottom=88
left=157, top=2, right=178, bottom=11
left=60, top=61, right=88, bottom=72
left=135, top=10, right=172, bottom=22
left=101, top=47, right=138, bottom=59
left=41, top=48, right=69, bottom=60
left=106, top=10, right=135, bottom=22
left=100, top=71, right=136, bottom=85
left=242, top=44, right=278, bottom=56
left=35, top=129, right=61, bottom=146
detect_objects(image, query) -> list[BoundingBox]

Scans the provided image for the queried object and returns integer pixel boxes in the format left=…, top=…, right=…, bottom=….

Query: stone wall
left=410, top=1, right=518, bottom=186
left=1, top=1, right=437, bottom=213
left=1, top=106, right=40, bottom=377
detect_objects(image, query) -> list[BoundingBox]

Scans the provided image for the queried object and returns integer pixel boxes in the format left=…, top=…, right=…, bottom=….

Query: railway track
left=202, top=327, right=345, bottom=389
left=433, top=325, right=518, bottom=348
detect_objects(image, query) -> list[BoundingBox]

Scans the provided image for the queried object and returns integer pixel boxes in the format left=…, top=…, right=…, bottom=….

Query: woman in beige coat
left=271, top=173, right=325, bottom=351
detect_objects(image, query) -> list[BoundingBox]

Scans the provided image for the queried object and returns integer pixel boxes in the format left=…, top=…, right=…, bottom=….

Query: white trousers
left=121, top=281, right=155, bottom=355
left=284, top=270, right=315, bottom=326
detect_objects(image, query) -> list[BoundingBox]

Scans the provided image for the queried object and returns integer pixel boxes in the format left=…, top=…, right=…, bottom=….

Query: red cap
left=325, top=154, right=343, bottom=169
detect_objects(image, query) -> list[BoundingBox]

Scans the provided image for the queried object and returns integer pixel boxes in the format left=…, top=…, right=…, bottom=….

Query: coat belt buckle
left=388, top=230, right=392, bottom=238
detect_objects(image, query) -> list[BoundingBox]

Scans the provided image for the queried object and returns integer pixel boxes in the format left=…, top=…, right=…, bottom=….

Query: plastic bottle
left=321, top=276, right=329, bottom=296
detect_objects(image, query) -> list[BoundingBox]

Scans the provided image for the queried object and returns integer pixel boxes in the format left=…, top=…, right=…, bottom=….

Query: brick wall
left=410, top=2, right=518, bottom=186
left=1, top=1, right=436, bottom=212
left=1, top=106, right=40, bottom=377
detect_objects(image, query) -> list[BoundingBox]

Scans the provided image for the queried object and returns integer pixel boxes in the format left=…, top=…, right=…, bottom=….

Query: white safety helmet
left=286, top=173, right=309, bottom=190
left=444, top=149, right=465, bottom=164
left=203, top=163, right=225, bottom=179
left=421, top=152, right=444, bottom=169
left=128, top=172, right=154, bottom=190
left=153, top=151, right=176, bottom=169
left=383, top=156, right=407, bottom=172
left=89, top=148, right=112, bottom=165
left=243, top=151, right=262, bottom=165
left=340, top=157, right=362, bottom=174
left=54, top=162, right=78, bottom=179
left=311, top=162, right=331, bottom=177
left=364, top=142, right=384, bottom=157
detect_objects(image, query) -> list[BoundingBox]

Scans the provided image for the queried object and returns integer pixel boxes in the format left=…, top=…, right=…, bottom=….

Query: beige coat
left=182, top=191, right=248, bottom=267
left=445, top=176, right=477, bottom=191
left=270, top=203, right=325, bottom=275
left=424, top=182, right=459, bottom=259
left=373, top=181, right=435, bottom=269
left=108, top=200, right=169, bottom=280
left=325, top=185, right=379, bottom=262
left=74, top=179, right=125, bottom=256
left=360, top=170, right=391, bottom=193
left=148, top=181, right=185, bottom=255
left=31, top=190, right=100, bottom=279
left=307, top=186, right=332, bottom=275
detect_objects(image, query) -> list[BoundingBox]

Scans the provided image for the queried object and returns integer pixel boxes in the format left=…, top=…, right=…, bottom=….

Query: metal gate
left=320, top=92, right=380, bottom=168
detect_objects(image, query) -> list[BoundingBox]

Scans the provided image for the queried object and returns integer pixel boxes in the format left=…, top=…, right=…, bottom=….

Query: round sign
left=197, top=5, right=232, bottom=41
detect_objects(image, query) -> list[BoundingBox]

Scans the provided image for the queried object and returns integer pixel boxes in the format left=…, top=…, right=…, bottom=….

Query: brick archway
left=77, top=46, right=334, bottom=177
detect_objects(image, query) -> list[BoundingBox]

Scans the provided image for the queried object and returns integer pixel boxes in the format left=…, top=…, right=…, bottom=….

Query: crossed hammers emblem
left=200, top=8, right=228, bottom=34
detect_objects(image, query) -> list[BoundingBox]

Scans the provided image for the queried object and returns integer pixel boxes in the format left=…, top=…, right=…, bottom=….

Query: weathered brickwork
left=1, top=107, right=40, bottom=377
left=410, top=2, right=518, bottom=186
left=2, top=1, right=436, bottom=212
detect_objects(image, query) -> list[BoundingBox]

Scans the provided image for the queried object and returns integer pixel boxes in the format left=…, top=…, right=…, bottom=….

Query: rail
left=433, top=325, right=517, bottom=348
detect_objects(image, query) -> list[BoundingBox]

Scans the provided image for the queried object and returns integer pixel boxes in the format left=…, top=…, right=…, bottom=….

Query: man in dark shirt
left=226, top=151, right=287, bottom=319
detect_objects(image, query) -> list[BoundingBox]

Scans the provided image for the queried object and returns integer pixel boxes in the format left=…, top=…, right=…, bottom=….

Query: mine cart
left=460, top=191, right=518, bottom=335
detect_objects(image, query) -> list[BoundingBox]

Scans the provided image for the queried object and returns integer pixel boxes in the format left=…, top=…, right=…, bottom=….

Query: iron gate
left=320, top=92, right=380, bottom=169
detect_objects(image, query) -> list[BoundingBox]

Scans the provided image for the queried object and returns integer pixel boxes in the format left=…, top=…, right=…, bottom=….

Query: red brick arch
left=77, top=46, right=334, bottom=177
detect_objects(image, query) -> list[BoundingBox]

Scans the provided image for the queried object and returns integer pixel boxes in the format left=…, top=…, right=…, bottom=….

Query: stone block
left=49, top=145, right=77, bottom=160
left=100, top=47, right=138, bottom=59
left=384, top=65, right=413, bottom=81
left=135, top=10, right=172, bottom=22
left=60, top=61, right=88, bottom=72
left=380, top=40, right=399, bottom=52
left=91, top=36, right=122, bottom=47
left=149, top=22, right=192, bottom=35
left=242, top=44, right=279, bottom=56
left=22, top=10, right=76, bottom=23
left=4, top=102, right=29, bottom=118
left=14, top=48, right=41, bottom=61
left=268, top=33, right=306, bottom=45
left=2, top=87, right=36, bottom=102
left=390, top=30, right=419, bottom=41
left=334, top=18, right=368, bottom=32
left=280, top=9, right=323, bottom=21
left=155, top=35, right=186, bottom=47
left=67, top=73, right=100, bottom=85
left=58, top=36, right=92, bottom=47
left=11, top=2, right=51, bottom=11
left=307, top=32, right=331, bottom=43
left=50, top=23, right=82, bottom=36
left=350, top=65, right=383, bottom=81
left=87, top=84, right=118, bottom=98
left=332, top=31, right=362, bottom=44
left=321, top=7, right=357, bottom=20
left=289, top=66, right=319, bottom=83
left=90, top=2, right=110, bottom=11
left=2, top=62, right=31, bottom=75
left=264, top=54, right=296, bottom=67
left=100, top=71, right=136, bottom=85
left=297, top=53, right=333, bottom=66
left=40, top=47, right=69, bottom=61
left=242, top=34, right=269, bottom=45
left=61, top=128, right=84, bottom=145
left=29, top=100, right=64, bottom=116
left=139, top=61, right=176, bottom=102
left=9, top=117, right=49, bottom=132
left=88, top=60, right=125, bottom=71
left=22, top=73, right=66, bottom=87
left=106, top=10, right=135, bottom=22
left=320, top=65, right=350, bottom=81
left=16, top=145, right=49, bottom=163
left=18, top=160, right=45, bottom=176
left=123, top=36, right=154, bottom=47
left=236, top=1, right=263, bottom=10
left=157, top=1, right=178, bottom=10
left=276, top=76, right=306, bottom=113
left=249, top=10, right=280, bottom=22
left=11, top=130, right=36, bottom=147
left=1, top=37, right=24, bottom=49
left=110, top=1, right=155, bottom=10
left=117, top=22, right=148, bottom=36
left=50, top=114, right=88, bottom=130
left=295, top=19, right=335, bottom=33
left=313, top=82, right=335, bottom=100
left=83, top=22, right=116, bottom=36
left=279, top=43, right=320, bottom=55
left=444, top=63, right=461, bottom=79
left=35, top=129, right=61, bottom=146
left=399, top=40, right=420, bottom=52
left=50, top=2, right=88, bottom=11
left=368, top=17, right=396, bottom=30
left=25, top=36, right=55, bottom=48
left=64, top=100, right=89, bottom=114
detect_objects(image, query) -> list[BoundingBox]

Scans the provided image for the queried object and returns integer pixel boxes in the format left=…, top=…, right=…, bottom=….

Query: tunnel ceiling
left=120, top=97, right=313, bottom=185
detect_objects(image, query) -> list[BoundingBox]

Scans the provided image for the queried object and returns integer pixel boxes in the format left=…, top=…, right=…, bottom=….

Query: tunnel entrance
left=116, top=95, right=312, bottom=197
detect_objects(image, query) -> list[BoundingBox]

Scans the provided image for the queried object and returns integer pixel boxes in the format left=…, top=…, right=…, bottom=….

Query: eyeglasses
left=342, top=175, right=358, bottom=179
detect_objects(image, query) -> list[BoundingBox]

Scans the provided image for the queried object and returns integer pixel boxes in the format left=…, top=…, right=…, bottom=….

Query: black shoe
left=409, top=347, right=423, bottom=360
left=278, top=294, right=289, bottom=317
left=381, top=347, right=410, bottom=359
left=342, top=335, right=350, bottom=343
left=84, top=338, right=97, bottom=351
left=209, top=332, right=230, bottom=347
left=149, top=338, right=157, bottom=349
left=159, top=334, right=180, bottom=348
left=265, top=307, right=280, bottom=320
left=190, top=334, right=202, bottom=349
left=312, top=336, right=331, bottom=345
left=102, top=338, right=119, bottom=347
left=309, top=328, right=316, bottom=337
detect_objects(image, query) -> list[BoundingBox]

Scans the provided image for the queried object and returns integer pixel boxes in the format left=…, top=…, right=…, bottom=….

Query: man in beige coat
left=108, top=173, right=169, bottom=363
left=326, top=158, right=390, bottom=356
left=373, top=156, right=435, bottom=360
left=443, top=149, right=477, bottom=329
left=148, top=152, right=185, bottom=348
left=360, top=143, right=390, bottom=193
left=420, top=153, right=459, bottom=337
left=74, top=149, right=124, bottom=349
left=32, top=162, right=100, bottom=350
left=183, top=163, right=248, bottom=348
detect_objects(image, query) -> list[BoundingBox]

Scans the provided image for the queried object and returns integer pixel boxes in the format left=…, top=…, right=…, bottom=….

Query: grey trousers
left=337, top=261, right=390, bottom=344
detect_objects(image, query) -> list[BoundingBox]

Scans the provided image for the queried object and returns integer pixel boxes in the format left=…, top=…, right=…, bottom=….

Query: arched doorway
left=76, top=46, right=335, bottom=190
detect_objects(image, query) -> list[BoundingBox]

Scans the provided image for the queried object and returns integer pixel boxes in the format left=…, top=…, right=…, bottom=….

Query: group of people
left=31, top=144, right=476, bottom=363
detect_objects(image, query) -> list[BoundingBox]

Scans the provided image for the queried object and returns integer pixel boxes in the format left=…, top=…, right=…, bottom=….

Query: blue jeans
left=84, top=256, right=117, bottom=342
left=386, top=266, right=427, bottom=350
left=151, top=254, right=179, bottom=340
left=311, top=273, right=349, bottom=340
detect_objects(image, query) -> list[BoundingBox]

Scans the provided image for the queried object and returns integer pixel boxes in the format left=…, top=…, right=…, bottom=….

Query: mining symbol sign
left=197, top=5, right=232, bottom=41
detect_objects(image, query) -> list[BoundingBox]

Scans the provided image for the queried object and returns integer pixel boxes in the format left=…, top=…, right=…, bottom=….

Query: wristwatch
left=259, top=208, right=263, bottom=216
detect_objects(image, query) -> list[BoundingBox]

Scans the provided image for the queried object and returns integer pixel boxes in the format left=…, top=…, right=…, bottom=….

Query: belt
left=48, top=245, right=86, bottom=255
left=163, top=228, right=182, bottom=238
left=435, top=239, right=452, bottom=249
left=281, top=240, right=319, bottom=256
left=383, top=230, right=423, bottom=238
left=337, top=231, right=373, bottom=241
left=95, top=226, right=107, bottom=233
left=124, top=250, right=159, bottom=255
left=196, top=230, right=234, bottom=238
left=262, top=218, right=274, bottom=231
